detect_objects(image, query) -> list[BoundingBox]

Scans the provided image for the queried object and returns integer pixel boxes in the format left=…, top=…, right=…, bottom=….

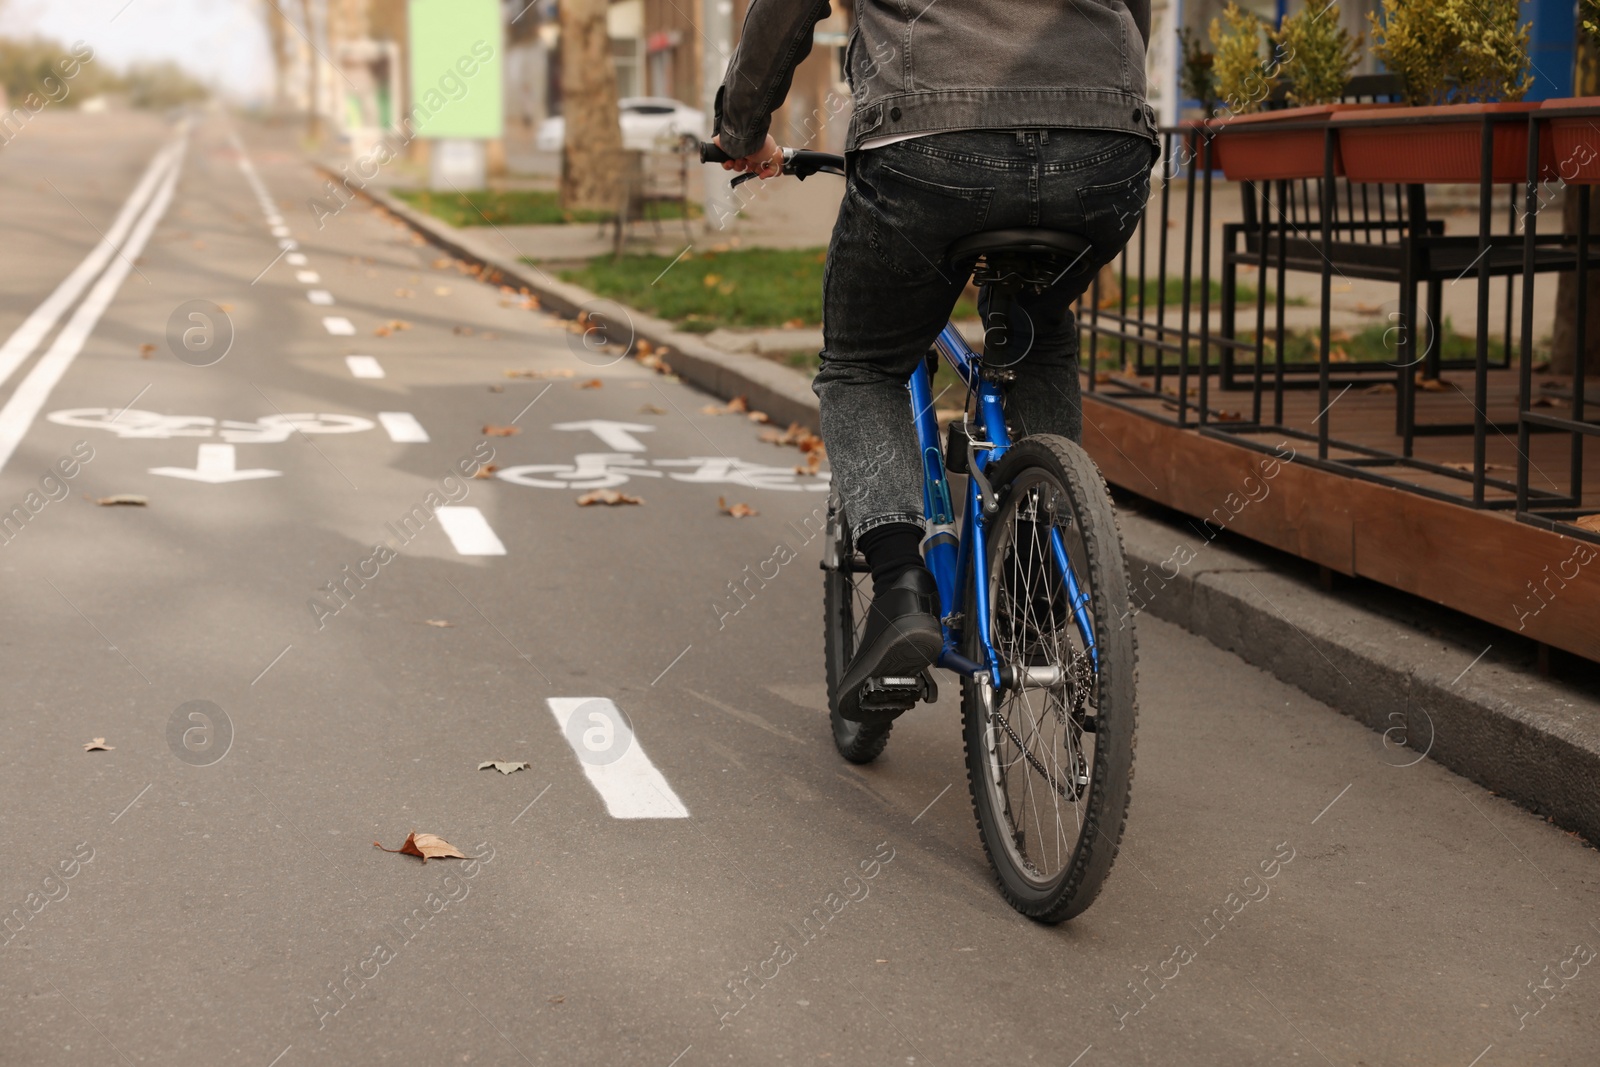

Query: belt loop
left=1040, top=129, right=1050, bottom=145
left=1015, top=130, right=1025, bottom=146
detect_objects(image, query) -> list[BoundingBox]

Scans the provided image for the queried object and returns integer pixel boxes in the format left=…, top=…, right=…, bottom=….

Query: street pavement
left=1, top=107, right=1598, bottom=1066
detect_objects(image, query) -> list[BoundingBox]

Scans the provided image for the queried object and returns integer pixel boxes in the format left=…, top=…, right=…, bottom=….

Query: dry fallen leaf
left=635, top=339, right=654, bottom=357
left=425, top=619, right=453, bottom=627
left=138, top=343, right=156, bottom=359
left=547, top=994, right=566, bottom=1005
left=1213, top=410, right=1243, bottom=422
left=701, top=395, right=749, bottom=415
left=482, top=425, right=520, bottom=437
left=374, top=831, right=466, bottom=864
left=1415, top=375, right=1448, bottom=393
left=472, top=465, right=499, bottom=480
left=578, top=378, right=603, bottom=389
left=434, top=285, right=452, bottom=296
left=432, top=257, right=452, bottom=270
left=96, top=494, right=148, bottom=506
left=478, top=760, right=532, bottom=775
left=719, top=496, right=759, bottom=518
left=82, top=737, right=114, bottom=752
left=1364, top=383, right=1396, bottom=395
left=747, top=410, right=771, bottom=424
left=489, top=384, right=504, bottom=393
left=453, top=325, right=475, bottom=336
left=638, top=403, right=667, bottom=414
left=577, top=488, right=644, bottom=506
left=1574, top=514, right=1600, bottom=533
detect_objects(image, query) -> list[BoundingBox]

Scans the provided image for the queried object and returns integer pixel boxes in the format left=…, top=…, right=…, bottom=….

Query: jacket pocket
left=855, top=155, right=993, bottom=278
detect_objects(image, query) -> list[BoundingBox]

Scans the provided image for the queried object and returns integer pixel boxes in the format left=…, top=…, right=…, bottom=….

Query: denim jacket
left=714, top=0, right=1155, bottom=157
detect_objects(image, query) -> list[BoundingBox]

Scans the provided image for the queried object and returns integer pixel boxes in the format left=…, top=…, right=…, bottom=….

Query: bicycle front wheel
left=961, top=435, right=1137, bottom=923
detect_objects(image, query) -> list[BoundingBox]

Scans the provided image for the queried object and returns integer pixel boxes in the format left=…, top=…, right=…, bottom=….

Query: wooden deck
left=1078, top=364, right=1600, bottom=661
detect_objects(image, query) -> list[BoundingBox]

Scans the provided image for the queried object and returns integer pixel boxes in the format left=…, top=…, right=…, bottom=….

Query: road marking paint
left=553, top=419, right=654, bottom=452
left=149, top=443, right=281, bottom=483
left=278, top=238, right=297, bottom=250
left=307, top=289, right=334, bottom=305
left=271, top=225, right=291, bottom=238
left=0, top=135, right=185, bottom=475
left=377, top=411, right=429, bottom=442
left=345, top=354, right=384, bottom=378
left=436, top=506, right=506, bottom=555
left=323, top=316, right=355, bottom=336
left=295, top=270, right=321, bottom=284
left=266, top=214, right=284, bottom=226
left=545, top=698, right=689, bottom=818
left=286, top=252, right=308, bottom=266
left=0, top=139, right=179, bottom=395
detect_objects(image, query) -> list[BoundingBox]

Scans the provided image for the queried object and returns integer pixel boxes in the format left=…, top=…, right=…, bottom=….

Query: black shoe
left=999, top=518, right=1069, bottom=648
left=836, top=567, right=943, bottom=723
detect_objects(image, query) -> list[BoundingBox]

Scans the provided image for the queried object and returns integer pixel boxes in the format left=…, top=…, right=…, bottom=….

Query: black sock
left=857, top=522, right=925, bottom=596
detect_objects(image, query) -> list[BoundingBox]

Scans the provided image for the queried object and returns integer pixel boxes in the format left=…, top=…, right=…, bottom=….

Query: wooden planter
left=1333, top=102, right=1548, bottom=184
left=1542, top=98, right=1600, bottom=185
left=1209, top=104, right=1351, bottom=182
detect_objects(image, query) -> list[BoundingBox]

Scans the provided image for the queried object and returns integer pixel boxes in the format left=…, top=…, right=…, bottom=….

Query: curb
left=337, top=169, right=1600, bottom=845
left=326, top=170, right=823, bottom=432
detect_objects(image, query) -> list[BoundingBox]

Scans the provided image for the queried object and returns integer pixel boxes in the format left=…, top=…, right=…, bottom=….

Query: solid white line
left=0, top=139, right=179, bottom=394
left=323, top=316, right=355, bottom=336
left=345, top=354, right=384, bottom=378
left=546, top=698, right=689, bottom=818
left=436, top=506, right=506, bottom=555
left=377, top=411, right=429, bottom=442
left=0, top=136, right=185, bottom=475
left=307, top=289, right=334, bottom=305
left=295, top=270, right=321, bottom=284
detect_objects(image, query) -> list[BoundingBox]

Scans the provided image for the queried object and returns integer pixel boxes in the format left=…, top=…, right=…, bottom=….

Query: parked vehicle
left=535, top=97, right=706, bottom=152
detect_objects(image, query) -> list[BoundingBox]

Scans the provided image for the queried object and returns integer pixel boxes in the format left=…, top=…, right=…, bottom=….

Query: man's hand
left=715, top=134, right=783, bottom=179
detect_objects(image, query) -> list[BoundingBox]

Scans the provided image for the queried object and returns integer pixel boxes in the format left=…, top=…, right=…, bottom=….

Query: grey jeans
left=814, top=127, right=1155, bottom=537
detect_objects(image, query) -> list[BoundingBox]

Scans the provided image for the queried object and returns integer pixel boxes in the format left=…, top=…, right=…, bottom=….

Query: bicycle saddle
left=947, top=228, right=1095, bottom=293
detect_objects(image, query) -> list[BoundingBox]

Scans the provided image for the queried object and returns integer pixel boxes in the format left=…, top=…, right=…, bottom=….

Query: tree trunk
left=1551, top=20, right=1600, bottom=377
left=299, top=0, right=321, bottom=141
left=261, top=0, right=293, bottom=112
left=558, top=0, right=623, bottom=213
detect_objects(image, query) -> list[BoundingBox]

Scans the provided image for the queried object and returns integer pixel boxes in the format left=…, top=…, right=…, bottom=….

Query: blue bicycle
left=703, top=143, right=1138, bottom=922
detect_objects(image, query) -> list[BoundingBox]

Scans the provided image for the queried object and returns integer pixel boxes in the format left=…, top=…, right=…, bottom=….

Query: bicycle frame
left=911, top=323, right=1099, bottom=690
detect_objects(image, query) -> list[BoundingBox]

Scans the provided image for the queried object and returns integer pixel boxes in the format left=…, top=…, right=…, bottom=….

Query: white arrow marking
left=552, top=420, right=656, bottom=453
left=149, top=443, right=282, bottom=484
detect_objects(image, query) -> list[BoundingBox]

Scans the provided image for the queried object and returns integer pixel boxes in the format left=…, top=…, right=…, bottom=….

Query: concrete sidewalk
left=345, top=172, right=1600, bottom=846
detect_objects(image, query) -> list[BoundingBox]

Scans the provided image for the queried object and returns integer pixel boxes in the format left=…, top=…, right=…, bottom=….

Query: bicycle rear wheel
left=961, top=435, right=1137, bottom=922
left=822, top=496, right=893, bottom=763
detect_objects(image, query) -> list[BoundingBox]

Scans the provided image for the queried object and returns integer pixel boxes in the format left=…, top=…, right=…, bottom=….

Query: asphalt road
left=2, top=108, right=1598, bottom=1067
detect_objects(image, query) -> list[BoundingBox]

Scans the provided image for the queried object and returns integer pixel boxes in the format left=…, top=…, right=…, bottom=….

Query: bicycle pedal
left=860, top=670, right=938, bottom=710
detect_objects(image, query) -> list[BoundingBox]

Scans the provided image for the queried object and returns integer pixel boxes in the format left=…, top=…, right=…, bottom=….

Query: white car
left=535, top=96, right=707, bottom=153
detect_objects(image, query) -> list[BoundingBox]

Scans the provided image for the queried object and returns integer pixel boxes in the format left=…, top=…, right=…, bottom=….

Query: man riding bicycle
left=714, top=0, right=1158, bottom=721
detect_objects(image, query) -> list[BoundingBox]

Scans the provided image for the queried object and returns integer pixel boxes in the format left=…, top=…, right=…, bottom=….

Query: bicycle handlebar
left=695, top=141, right=846, bottom=185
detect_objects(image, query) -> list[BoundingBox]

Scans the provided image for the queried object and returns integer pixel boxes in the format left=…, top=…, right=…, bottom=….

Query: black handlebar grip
left=698, top=141, right=733, bottom=164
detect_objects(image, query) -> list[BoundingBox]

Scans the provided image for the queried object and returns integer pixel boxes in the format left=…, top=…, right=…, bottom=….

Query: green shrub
left=1210, top=2, right=1277, bottom=115
left=1178, top=27, right=1219, bottom=117
left=1274, top=3, right=1361, bottom=106
left=1369, top=0, right=1531, bottom=105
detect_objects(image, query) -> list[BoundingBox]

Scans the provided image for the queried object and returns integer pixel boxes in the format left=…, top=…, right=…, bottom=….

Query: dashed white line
left=307, top=289, right=334, bottom=306
left=270, top=225, right=291, bottom=238
left=436, top=506, right=506, bottom=555
left=295, top=270, right=321, bottom=284
left=546, top=698, right=689, bottom=818
left=323, top=316, right=355, bottom=336
left=277, top=238, right=297, bottom=250
left=345, top=354, right=384, bottom=378
left=286, top=252, right=308, bottom=266
left=378, top=411, right=429, bottom=442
